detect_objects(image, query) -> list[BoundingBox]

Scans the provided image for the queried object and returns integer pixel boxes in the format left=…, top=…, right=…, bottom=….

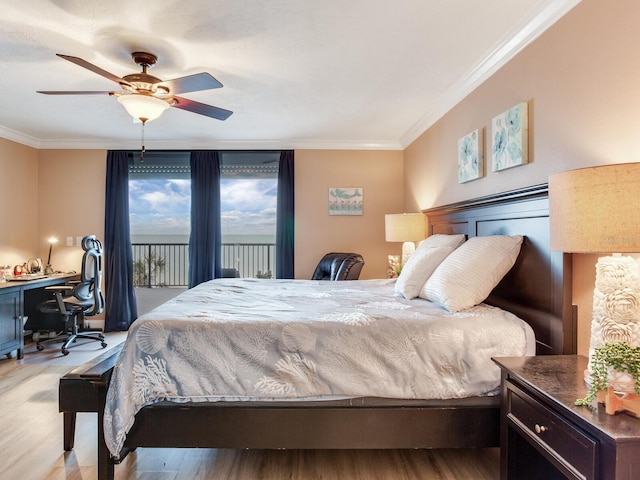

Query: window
left=129, top=151, right=191, bottom=287
left=220, top=151, right=279, bottom=279
left=128, top=151, right=281, bottom=284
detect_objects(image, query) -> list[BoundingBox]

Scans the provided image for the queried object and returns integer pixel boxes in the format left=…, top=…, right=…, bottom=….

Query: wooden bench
left=59, top=343, right=123, bottom=451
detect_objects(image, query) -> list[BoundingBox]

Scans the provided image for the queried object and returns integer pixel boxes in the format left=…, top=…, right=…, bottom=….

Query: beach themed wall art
left=457, top=128, right=483, bottom=183
left=491, top=102, right=528, bottom=171
left=328, top=187, right=363, bottom=215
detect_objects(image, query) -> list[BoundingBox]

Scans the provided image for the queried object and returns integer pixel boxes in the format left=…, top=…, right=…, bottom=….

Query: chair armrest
left=45, top=285, right=74, bottom=292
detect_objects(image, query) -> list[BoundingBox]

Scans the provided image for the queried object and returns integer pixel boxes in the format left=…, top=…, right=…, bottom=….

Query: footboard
left=124, top=397, right=500, bottom=450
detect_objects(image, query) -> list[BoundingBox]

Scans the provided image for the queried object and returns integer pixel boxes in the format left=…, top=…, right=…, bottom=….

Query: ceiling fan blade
left=56, top=54, right=132, bottom=88
left=158, top=72, right=223, bottom=95
left=37, top=90, right=115, bottom=95
left=171, top=96, right=232, bottom=120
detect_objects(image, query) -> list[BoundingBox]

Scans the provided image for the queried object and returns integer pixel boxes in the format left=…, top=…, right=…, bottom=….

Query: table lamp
left=549, top=163, right=640, bottom=390
left=44, top=237, right=57, bottom=274
left=385, top=213, right=427, bottom=266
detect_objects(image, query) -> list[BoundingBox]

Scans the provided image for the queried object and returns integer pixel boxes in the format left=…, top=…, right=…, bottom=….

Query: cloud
left=130, top=179, right=190, bottom=215
left=220, top=179, right=277, bottom=213
left=130, top=178, right=277, bottom=237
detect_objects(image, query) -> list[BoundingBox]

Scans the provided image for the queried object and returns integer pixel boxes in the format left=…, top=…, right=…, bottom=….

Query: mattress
left=104, top=278, right=534, bottom=456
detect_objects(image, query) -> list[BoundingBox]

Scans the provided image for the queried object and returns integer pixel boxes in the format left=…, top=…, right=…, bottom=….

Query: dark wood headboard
left=422, top=184, right=575, bottom=355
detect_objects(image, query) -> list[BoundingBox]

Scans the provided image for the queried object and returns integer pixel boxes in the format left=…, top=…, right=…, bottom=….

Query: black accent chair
left=311, top=252, right=364, bottom=281
left=37, top=235, right=107, bottom=355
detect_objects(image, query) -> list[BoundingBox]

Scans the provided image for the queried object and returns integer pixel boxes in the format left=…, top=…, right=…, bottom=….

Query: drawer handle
left=534, top=424, right=547, bottom=434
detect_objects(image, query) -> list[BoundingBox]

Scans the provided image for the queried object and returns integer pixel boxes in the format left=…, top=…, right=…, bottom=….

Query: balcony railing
left=132, top=243, right=275, bottom=287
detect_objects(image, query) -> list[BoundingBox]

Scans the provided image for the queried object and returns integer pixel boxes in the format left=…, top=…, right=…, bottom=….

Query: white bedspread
left=104, top=278, right=532, bottom=457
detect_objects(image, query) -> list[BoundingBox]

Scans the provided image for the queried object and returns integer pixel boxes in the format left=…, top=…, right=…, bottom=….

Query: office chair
left=311, top=252, right=365, bottom=280
left=36, top=235, right=107, bottom=355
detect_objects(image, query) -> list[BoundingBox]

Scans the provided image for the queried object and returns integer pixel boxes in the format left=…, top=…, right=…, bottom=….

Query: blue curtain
left=188, top=151, right=222, bottom=288
left=104, top=151, right=138, bottom=331
left=276, top=150, right=295, bottom=278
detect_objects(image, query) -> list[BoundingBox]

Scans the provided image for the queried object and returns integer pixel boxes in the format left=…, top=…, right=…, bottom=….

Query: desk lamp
left=44, top=237, right=58, bottom=274
left=549, top=163, right=640, bottom=389
left=385, top=213, right=427, bottom=266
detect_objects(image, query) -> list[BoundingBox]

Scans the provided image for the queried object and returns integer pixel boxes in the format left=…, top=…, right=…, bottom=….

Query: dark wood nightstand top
left=493, top=355, right=640, bottom=443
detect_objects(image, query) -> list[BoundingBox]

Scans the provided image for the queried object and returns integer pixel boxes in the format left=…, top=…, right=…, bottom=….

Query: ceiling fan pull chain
left=140, top=119, right=146, bottom=161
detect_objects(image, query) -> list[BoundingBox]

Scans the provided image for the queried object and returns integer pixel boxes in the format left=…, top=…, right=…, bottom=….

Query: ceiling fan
left=37, top=52, right=233, bottom=123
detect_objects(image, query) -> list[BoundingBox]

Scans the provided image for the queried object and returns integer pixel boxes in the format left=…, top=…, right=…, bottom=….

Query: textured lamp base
left=585, top=255, right=640, bottom=391
left=401, top=241, right=416, bottom=266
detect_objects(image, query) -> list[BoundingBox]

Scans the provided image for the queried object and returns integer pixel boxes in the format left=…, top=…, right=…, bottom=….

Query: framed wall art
left=457, top=128, right=484, bottom=183
left=491, top=102, right=528, bottom=171
left=328, top=187, right=363, bottom=215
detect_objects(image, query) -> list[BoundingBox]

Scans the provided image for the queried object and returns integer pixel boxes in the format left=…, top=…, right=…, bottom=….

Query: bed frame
left=65, top=184, right=575, bottom=480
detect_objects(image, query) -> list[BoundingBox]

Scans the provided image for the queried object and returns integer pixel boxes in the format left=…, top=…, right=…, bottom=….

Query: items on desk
left=1, top=258, right=46, bottom=282
left=27, top=257, right=43, bottom=274
left=0, top=265, right=11, bottom=281
left=12, top=259, right=43, bottom=277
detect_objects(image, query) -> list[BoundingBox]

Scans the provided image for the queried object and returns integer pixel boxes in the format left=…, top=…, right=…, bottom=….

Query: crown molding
left=400, top=0, right=581, bottom=149
left=18, top=136, right=403, bottom=151
left=0, top=125, right=41, bottom=149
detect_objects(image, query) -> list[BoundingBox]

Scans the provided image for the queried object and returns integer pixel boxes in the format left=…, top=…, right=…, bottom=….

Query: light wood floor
left=0, top=333, right=500, bottom=479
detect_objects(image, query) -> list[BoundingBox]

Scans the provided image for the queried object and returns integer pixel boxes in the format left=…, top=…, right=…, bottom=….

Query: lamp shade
left=117, top=94, right=169, bottom=122
left=385, top=213, right=426, bottom=242
left=549, top=162, right=640, bottom=253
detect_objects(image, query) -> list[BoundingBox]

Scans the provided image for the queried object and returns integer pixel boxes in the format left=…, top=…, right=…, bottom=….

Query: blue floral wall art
left=457, top=128, right=484, bottom=183
left=491, top=102, right=528, bottom=171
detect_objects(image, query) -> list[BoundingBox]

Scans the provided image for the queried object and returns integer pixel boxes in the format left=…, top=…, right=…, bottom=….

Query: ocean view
left=131, top=234, right=276, bottom=285
left=131, top=234, right=275, bottom=245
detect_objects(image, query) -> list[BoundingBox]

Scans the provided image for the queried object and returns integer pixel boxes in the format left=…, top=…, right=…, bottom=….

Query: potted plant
left=576, top=342, right=640, bottom=412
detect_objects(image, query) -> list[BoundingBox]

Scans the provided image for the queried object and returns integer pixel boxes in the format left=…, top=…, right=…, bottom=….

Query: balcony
left=132, top=242, right=275, bottom=288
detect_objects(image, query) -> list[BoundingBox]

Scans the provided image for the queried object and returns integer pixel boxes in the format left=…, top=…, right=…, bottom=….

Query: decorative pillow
left=418, top=234, right=466, bottom=250
left=395, top=246, right=455, bottom=299
left=419, top=235, right=523, bottom=312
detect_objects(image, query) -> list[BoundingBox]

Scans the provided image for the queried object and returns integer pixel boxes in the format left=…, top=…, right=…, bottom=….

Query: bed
left=96, top=184, right=574, bottom=480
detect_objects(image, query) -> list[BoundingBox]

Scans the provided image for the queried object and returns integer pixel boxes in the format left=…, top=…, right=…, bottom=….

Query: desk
left=0, top=273, right=79, bottom=359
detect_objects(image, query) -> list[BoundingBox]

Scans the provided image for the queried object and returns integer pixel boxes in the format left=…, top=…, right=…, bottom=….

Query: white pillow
left=419, top=235, right=523, bottom=312
left=395, top=246, right=455, bottom=299
left=418, top=234, right=466, bottom=249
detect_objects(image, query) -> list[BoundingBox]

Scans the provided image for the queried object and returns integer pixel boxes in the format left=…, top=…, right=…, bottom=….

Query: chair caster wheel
left=36, top=344, right=45, bottom=351
left=101, top=342, right=107, bottom=348
left=61, top=348, right=69, bottom=355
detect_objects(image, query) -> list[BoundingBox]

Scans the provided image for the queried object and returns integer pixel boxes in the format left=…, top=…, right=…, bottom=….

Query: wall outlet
left=76, top=236, right=82, bottom=247
left=66, top=237, right=73, bottom=247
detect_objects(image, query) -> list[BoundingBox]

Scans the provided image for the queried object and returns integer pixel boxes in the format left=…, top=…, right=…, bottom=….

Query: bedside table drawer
left=506, top=381, right=597, bottom=480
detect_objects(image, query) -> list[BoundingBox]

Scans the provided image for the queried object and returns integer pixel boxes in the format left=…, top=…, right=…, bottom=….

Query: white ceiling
left=0, top=0, right=579, bottom=151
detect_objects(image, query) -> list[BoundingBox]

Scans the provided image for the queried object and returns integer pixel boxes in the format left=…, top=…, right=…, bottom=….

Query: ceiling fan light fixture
left=117, top=94, right=169, bottom=122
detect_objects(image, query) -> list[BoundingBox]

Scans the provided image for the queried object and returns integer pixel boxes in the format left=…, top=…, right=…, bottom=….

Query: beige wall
left=0, top=143, right=106, bottom=273
left=0, top=138, right=39, bottom=268
left=2, top=144, right=403, bottom=282
left=37, top=150, right=107, bottom=273
left=403, top=0, right=640, bottom=356
left=294, top=150, right=404, bottom=279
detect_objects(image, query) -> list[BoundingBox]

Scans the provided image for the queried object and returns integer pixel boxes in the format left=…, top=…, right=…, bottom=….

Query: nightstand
left=493, top=356, right=640, bottom=480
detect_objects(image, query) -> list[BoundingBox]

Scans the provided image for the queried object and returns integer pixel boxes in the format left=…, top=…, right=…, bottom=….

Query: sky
left=129, top=178, right=278, bottom=237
